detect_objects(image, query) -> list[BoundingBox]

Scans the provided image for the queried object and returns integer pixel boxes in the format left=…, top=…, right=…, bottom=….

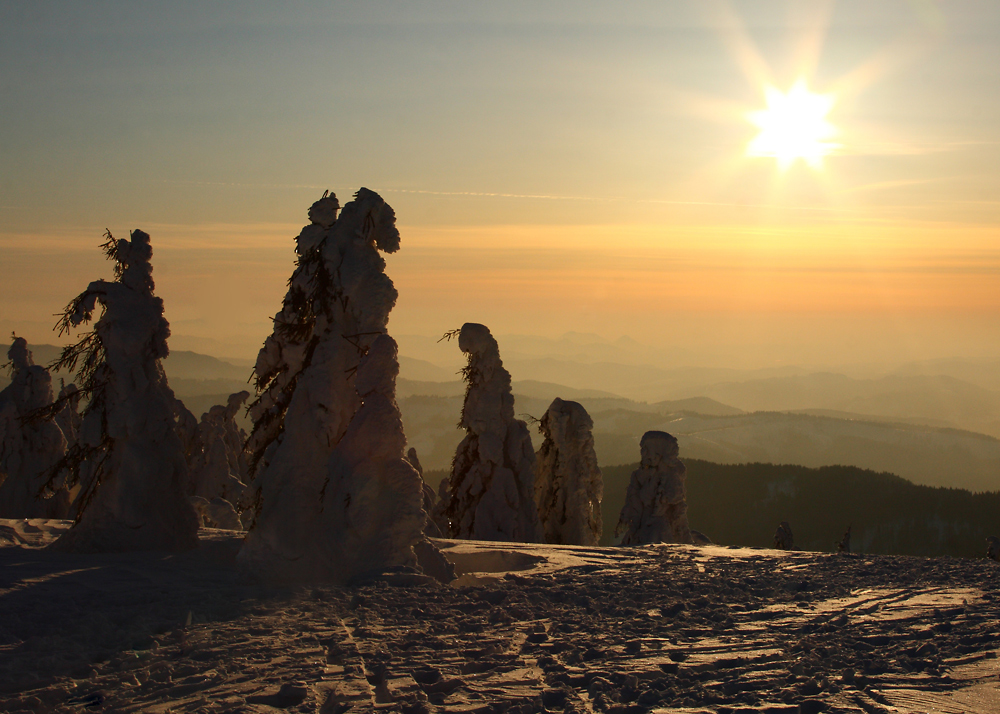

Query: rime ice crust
left=615, top=431, right=693, bottom=546
left=239, top=190, right=430, bottom=584
left=0, top=338, right=70, bottom=518
left=51, top=230, right=199, bottom=552
left=534, top=398, right=603, bottom=546
left=317, top=335, right=427, bottom=582
left=438, top=323, right=542, bottom=543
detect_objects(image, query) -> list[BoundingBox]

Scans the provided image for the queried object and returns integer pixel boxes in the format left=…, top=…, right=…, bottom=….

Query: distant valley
left=8, top=340, right=1000, bottom=493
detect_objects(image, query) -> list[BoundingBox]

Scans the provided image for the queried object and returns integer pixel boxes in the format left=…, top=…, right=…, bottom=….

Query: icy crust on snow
left=438, top=323, right=542, bottom=543
left=0, top=338, right=70, bottom=519
left=51, top=230, right=199, bottom=552
left=239, top=190, right=423, bottom=583
left=615, top=430, right=693, bottom=546
left=534, top=397, right=603, bottom=546
left=318, top=335, right=427, bottom=583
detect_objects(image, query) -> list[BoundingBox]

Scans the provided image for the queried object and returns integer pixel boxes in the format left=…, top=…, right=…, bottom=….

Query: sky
left=2, top=1, right=1000, bottom=367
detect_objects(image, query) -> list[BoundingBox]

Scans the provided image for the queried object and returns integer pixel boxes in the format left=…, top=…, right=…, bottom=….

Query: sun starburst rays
left=747, top=80, right=839, bottom=170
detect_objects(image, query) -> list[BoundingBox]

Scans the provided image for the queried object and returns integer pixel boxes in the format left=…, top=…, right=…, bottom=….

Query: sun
left=747, top=80, right=839, bottom=170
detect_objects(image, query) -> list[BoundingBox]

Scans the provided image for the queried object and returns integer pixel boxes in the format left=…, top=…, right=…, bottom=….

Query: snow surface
left=437, top=323, right=542, bottom=543
left=3, top=521, right=1000, bottom=713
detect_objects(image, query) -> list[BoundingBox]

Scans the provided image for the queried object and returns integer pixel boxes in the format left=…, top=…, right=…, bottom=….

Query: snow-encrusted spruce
left=773, top=521, right=795, bottom=550
left=615, top=431, right=692, bottom=546
left=45, top=230, right=199, bottom=552
left=317, top=334, right=428, bottom=582
left=406, top=446, right=443, bottom=537
left=437, top=323, right=542, bottom=542
left=0, top=337, right=70, bottom=518
left=188, top=390, right=250, bottom=505
left=534, top=397, right=603, bottom=546
left=239, top=189, right=433, bottom=583
left=53, top=381, right=82, bottom=450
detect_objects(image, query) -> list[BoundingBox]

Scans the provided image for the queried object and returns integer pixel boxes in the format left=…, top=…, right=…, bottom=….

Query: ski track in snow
left=1, top=523, right=999, bottom=713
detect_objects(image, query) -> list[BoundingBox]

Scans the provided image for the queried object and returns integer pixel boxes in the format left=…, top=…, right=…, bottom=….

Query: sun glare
left=747, top=80, right=838, bottom=169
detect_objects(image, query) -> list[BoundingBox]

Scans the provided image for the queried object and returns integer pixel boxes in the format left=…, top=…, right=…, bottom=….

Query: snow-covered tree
left=616, top=431, right=692, bottom=546
left=188, top=390, right=250, bottom=504
left=437, top=323, right=542, bottom=542
left=239, top=189, right=422, bottom=582
left=0, top=337, right=70, bottom=518
left=46, top=230, right=199, bottom=552
left=317, top=334, right=427, bottom=581
left=53, top=381, right=82, bottom=449
left=534, top=397, right=603, bottom=546
left=406, top=446, right=443, bottom=537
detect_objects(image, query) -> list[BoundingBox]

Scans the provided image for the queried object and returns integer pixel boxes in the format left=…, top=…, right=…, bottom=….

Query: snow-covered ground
left=2, top=519, right=999, bottom=713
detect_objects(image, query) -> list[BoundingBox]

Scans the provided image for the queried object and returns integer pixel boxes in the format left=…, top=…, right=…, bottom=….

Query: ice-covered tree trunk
left=615, top=431, right=692, bottom=546
left=189, top=390, right=250, bottom=504
left=438, top=323, right=542, bottom=542
left=534, top=397, right=603, bottom=546
left=238, top=189, right=409, bottom=582
left=48, top=230, right=199, bottom=552
left=0, top=338, right=70, bottom=518
left=318, top=335, right=427, bottom=582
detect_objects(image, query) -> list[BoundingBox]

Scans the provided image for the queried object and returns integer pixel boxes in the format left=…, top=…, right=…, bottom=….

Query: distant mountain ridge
left=8, top=342, right=1000, bottom=493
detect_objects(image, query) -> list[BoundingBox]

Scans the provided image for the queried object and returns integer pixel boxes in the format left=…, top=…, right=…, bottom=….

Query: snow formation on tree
left=534, top=397, right=603, bottom=546
left=239, top=189, right=432, bottom=583
left=46, top=230, right=199, bottom=552
left=0, top=337, right=70, bottom=518
left=615, top=431, right=692, bottom=545
left=773, top=521, right=795, bottom=550
left=316, top=334, right=427, bottom=582
left=187, top=391, right=250, bottom=505
left=53, top=381, right=82, bottom=450
left=406, top=446, right=443, bottom=537
left=437, top=323, right=542, bottom=542
left=190, top=495, right=243, bottom=530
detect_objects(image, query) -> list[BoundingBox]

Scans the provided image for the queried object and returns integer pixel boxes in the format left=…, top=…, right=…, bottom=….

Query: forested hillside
left=604, top=460, right=1000, bottom=557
